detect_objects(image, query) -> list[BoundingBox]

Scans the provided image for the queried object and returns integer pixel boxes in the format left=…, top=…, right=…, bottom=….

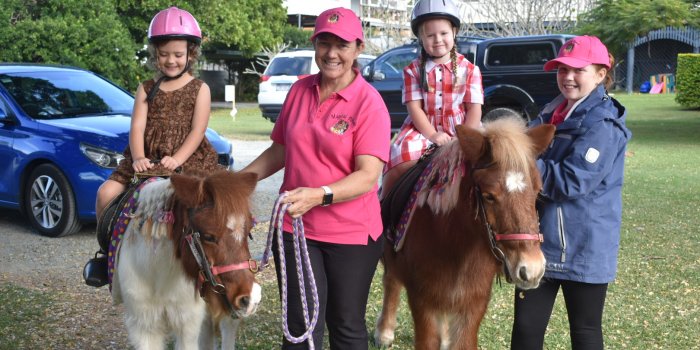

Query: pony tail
left=602, top=53, right=615, bottom=90
left=420, top=47, right=429, bottom=92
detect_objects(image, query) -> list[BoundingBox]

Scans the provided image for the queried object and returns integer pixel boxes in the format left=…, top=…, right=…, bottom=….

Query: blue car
left=0, top=63, right=234, bottom=237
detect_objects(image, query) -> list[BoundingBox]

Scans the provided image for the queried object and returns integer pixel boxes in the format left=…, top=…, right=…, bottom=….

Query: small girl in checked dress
left=381, top=0, right=483, bottom=197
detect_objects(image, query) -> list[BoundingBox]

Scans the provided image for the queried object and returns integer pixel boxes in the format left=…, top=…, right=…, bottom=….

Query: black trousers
left=511, top=277, right=608, bottom=350
left=272, top=231, right=384, bottom=350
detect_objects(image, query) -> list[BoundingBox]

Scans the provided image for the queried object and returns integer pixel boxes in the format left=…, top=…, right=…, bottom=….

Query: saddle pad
left=108, top=177, right=162, bottom=291
left=381, top=149, right=436, bottom=251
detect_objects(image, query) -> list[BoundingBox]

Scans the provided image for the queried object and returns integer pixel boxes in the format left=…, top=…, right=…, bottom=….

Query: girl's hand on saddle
left=133, top=158, right=154, bottom=173
left=428, top=131, right=452, bottom=146
left=160, top=156, right=181, bottom=171
left=281, top=187, right=323, bottom=218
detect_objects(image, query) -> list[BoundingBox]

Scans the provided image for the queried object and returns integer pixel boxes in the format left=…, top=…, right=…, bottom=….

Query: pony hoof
left=373, top=330, right=394, bottom=348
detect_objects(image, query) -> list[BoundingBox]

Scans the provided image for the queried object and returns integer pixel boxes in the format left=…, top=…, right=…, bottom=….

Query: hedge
left=675, top=53, right=700, bottom=109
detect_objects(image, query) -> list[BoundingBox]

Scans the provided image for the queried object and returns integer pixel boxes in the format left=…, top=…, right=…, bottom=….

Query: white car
left=257, top=50, right=375, bottom=122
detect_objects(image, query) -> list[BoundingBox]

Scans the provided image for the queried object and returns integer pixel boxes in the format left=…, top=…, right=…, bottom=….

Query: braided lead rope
left=261, top=194, right=319, bottom=349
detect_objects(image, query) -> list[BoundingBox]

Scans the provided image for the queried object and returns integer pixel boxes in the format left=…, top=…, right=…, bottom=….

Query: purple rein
left=260, top=194, right=319, bottom=349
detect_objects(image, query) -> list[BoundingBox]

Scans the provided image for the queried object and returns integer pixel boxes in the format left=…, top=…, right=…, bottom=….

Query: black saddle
left=381, top=147, right=437, bottom=244
left=83, top=178, right=147, bottom=288
left=95, top=184, right=141, bottom=253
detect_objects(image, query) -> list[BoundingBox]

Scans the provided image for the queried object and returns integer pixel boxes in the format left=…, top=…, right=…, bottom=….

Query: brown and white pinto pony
left=112, top=170, right=261, bottom=350
left=375, top=117, right=555, bottom=349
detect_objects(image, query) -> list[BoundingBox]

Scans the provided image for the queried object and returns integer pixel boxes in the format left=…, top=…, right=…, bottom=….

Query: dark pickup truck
left=361, top=34, right=573, bottom=131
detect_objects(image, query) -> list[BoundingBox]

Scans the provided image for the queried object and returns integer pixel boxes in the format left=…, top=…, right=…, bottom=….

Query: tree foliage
left=0, top=0, right=288, bottom=90
left=114, top=0, right=288, bottom=56
left=576, top=0, right=700, bottom=56
left=0, top=0, right=146, bottom=90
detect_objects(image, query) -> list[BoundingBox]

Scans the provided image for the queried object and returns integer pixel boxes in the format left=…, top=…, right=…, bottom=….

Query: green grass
left=0, top=284, right=57, bottom=350
left=209, top=106, right=273, bottom=141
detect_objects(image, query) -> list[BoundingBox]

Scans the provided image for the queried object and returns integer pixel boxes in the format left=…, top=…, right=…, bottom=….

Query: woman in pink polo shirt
left=242, top=7, right=390, bottom=349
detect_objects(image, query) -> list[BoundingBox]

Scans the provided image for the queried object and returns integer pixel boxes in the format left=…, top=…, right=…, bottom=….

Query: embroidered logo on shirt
left=564, top=41, right=575, bottom=53
left=330, top=120, right=349, bottom=135
left=585, top=147, right=600, bottom=163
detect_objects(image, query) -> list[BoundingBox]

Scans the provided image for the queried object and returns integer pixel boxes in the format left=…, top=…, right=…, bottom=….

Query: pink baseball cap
left=544, top=35, right=610, bottom=71
left=311, top=7, right=364, bottom=43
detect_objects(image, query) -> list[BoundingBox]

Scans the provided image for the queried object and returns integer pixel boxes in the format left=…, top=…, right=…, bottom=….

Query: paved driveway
left=230, top=139, right=284, bottom=222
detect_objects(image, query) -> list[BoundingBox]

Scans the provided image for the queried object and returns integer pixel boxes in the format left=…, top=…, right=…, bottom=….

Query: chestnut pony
left=111, top=169, right=261, bottom=349
left=375, top=117, right=555, bottom=349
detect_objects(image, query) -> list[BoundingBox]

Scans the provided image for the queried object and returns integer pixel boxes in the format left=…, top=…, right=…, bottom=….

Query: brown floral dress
left=109, top=78, right=222, bottom=184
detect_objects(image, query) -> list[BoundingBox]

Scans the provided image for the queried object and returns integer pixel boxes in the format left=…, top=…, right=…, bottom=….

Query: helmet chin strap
left=146, top=54, right=191, bottom=103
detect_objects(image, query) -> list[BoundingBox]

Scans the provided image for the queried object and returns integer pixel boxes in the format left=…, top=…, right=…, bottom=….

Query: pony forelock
left=484, top=117, right=534, bottom=180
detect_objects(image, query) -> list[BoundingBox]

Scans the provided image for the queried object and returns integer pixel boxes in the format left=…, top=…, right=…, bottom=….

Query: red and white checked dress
left=387, top=54, right=483, bottom=170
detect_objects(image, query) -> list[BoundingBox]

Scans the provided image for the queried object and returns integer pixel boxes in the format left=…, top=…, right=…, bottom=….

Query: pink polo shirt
left=271, top=68, right=390, bottom=245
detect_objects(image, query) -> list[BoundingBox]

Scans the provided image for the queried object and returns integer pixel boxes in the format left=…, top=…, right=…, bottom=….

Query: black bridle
left=183, top=206, right=258, bottom=315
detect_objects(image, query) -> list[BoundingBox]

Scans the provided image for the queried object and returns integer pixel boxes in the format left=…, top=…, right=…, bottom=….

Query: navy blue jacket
left=529, top=85, right=631, bottom=283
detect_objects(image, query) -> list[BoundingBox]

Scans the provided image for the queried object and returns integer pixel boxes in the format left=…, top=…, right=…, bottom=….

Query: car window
left=265, top=57, right=312, bottom=76
left=0, top=71, right=133, bottom=119
left=457, top=42, right=478, bottom=63
left=357, top=57, right=374, bottom=69
left=376, top=51, right=416, bottom=79
left=0, top=97, right=7, bottom=117
left=485, top=42, right=556, bottom=67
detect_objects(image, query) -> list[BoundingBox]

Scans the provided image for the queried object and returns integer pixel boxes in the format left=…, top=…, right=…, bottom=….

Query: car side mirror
left=373, top=70, right=386, bottom=81
left=0, top=108, right=7, bottom=120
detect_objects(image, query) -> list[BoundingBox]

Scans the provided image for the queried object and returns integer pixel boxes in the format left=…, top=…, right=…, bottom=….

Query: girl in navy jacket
left=511, top=36, right=631, bottom=350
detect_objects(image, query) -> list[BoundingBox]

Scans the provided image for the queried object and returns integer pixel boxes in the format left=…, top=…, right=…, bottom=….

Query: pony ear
left=230, top=171, right=258, bottom=199
left=169, top=173, right=206, bottom=207
left=526, top=124, right=556, bottom=155
left=456, top=124, right=486, bottom=161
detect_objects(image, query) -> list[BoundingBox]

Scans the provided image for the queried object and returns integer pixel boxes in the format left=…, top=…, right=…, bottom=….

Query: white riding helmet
left=411, top=0, right=461, bottom=36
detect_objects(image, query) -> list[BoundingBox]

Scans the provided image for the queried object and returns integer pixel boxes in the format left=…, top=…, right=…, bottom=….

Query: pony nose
left=234, top=283, right=262, bottom=318
left=235, top=295, right=250, bottom=310
left=518, top=266, right=529, bottom=281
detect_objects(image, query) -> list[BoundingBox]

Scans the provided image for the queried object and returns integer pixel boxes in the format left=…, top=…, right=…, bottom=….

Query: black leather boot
left=83, top=251, right=108, bottom=287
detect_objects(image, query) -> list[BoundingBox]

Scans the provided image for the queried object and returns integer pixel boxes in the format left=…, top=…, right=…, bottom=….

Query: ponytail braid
left=450, top=45, right=457, bottom=80
left=420, top=46, right=429, bottom=92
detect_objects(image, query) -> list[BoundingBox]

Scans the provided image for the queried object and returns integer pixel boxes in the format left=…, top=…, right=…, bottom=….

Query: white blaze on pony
left=112, top=170, right=260, bottom=350
left=505, top=171, right=527, bottom=193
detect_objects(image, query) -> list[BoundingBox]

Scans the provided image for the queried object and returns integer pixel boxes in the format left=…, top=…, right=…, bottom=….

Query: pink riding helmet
left=148, top=7, right=202, bottom=44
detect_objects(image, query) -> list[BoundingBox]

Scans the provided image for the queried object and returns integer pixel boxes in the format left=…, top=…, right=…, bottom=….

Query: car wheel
left=23, top=164, right=82, bottom=237
left=483, top=107, right=523, bottom=122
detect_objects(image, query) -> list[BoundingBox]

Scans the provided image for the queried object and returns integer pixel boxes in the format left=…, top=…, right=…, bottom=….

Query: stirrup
left=83, top=251, right=108, bottom=288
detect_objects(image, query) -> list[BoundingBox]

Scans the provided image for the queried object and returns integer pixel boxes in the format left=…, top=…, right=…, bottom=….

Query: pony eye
left=201, top=234, right=218, bottom=243
left=483, top=193, right=496, bottom=202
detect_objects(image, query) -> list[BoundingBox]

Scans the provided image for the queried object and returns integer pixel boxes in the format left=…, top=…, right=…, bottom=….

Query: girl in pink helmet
left=87, top=7, right=221, bottom=286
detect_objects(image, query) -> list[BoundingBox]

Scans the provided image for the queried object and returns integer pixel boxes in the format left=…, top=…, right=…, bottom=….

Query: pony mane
left=416, top=140, right=465, bottom=215
left=416, top=117, right=534, bottom=215
left=132, top=178, right=175, bottom=239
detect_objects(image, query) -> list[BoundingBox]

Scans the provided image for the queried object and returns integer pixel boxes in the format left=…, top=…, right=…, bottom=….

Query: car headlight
left=79, top=143, right=125, bottom=169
